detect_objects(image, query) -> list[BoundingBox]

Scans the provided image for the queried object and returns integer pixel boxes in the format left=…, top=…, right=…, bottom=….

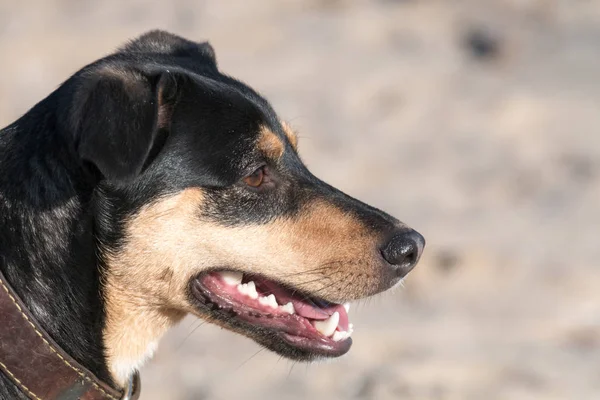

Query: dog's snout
left=381, top=230, right=425, bottom=277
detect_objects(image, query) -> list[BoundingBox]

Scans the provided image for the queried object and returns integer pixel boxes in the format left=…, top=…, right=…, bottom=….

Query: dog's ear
left=71, top=69, right=178, bottom=183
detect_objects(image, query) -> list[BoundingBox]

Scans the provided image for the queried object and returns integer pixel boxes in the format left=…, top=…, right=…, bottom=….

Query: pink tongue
left=257, top=279, right=349, bottom=330
left=291, top=299, right=331, bottom=320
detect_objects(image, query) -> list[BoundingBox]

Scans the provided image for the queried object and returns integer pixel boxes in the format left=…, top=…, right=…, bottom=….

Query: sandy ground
left=1, top=1, right=599, bottom=399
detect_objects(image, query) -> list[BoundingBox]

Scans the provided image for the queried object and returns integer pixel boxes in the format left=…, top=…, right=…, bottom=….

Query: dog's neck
left=0, top=101, right=115, bottom=394
left=93, top=188, right=186, bottom=385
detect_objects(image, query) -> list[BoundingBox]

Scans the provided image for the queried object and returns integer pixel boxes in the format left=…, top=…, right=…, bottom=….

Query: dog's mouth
left=190, top=270, right=354, bottom=359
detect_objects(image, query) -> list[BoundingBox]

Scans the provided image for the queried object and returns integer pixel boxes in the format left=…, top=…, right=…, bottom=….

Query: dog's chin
left=187, top=270, right=354, bottom=360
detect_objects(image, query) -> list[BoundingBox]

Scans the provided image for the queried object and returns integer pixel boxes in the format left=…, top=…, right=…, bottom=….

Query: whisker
left=278, top=262, right=343, bottom=278
left=260, top=269, right=347, bottom=300
left=338, top=270, right=359, bottom=298
left=291, top=274, right=335, bottom=287
left=176, top=318, right=208, bottom=351
left=297, top=279, right=341, bottom=298
left=234, top=347, right=266, bottom=371
left=288, top=361, right=297, bottom=378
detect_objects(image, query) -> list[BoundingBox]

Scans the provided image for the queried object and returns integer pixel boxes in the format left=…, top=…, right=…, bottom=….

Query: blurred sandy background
left=1, top=1, right=599, bottom=399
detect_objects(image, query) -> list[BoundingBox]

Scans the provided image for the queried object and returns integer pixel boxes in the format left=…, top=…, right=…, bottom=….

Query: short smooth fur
left=0, top=31, right=424, bottom=398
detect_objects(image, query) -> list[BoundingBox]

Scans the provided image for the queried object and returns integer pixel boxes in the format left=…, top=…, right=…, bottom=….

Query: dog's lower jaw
left=103, top=284, right=185, bottom=386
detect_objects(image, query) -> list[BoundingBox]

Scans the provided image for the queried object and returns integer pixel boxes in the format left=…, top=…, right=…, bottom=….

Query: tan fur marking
left=103, top=188, right=382, bottom=383
left=258, top=126, right=285, bottom=160
left=281, top=121, right=298, bottom=151
left=103, top=189, right=205, bottom=385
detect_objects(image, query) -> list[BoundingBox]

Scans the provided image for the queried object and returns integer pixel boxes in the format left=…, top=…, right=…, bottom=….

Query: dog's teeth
left=246, top=281, right=259, bottom=299
left=258, top=296, right=269, bottom=306
left=237, top=283, right=248, bottom=295
left=332, top=331, right=344, bottom=342
left=332, top=330, right=349, bottom=342
left=259, top=294, right=278, bottom=309
left=258, top=295, right=277, bottom=309
left=332, top=327, right=354, bottom=342
left=220, top=271, right=243, bottom=286
left=280, top=302, right=295, bottom=314
left=343, top=303, right=350, bottom=313
left=313, top=311, right=339, bottom=337
left=266, top=294, right=278, bottom=308
left=348, top=323, right=354, bottom=331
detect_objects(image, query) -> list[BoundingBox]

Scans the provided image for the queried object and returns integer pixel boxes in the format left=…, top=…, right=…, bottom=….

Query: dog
left=0, top=30, right=425, bottom=399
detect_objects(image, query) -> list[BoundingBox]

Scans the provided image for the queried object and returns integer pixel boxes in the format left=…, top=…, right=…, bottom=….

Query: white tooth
left=280, top=302, right=295, bottom=314
left=246, top=281, right=258, bottom=299
left=313, top=311, right=340, bottom=337
left=259, top=295, right=277, bottom=309
left=266, top=294, right=278, bottom=309
left=348, top=323, right=354, bottom=330
left=343, top=303, right=350, bottom=312
left=332, top=331, right=344, bottom=342
left=258, top=294, right=278, bottom=309
left=237, top=284, right=246, bottom=295
left=258, top=296, right=270, bottom=306
left=332, top=331, right=349, bottom=342
left=220, top=271, right=243, bottom=286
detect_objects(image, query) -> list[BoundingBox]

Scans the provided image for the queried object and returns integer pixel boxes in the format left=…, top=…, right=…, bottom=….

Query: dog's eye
left=243, top=167, right=265, bottom=188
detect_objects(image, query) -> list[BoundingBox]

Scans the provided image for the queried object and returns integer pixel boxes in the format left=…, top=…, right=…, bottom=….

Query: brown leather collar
left=0, top=270, right=140, bottom=400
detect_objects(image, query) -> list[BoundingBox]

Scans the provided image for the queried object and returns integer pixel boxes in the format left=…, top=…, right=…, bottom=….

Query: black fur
left=0, top=30, right=410, bottom=399
left=0, top=30, right=234, bottom=398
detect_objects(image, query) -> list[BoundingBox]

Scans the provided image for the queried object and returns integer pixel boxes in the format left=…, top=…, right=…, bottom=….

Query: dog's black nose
left=381, top=230, right=425, bottom=277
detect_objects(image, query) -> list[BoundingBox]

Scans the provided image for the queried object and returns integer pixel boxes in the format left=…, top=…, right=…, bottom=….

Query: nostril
left=382, top=239, right=417, bottom=267
left=381, top=230, right=425, bottom=277
left=404, top=246, right=417, bottom=266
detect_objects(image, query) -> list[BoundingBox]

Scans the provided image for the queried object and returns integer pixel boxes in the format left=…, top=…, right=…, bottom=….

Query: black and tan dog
left=0, top=31, right=424, bottom=398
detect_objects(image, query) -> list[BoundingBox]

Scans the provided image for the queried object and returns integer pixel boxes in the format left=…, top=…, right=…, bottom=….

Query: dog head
left=66, top=31, right=425, bottom=384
